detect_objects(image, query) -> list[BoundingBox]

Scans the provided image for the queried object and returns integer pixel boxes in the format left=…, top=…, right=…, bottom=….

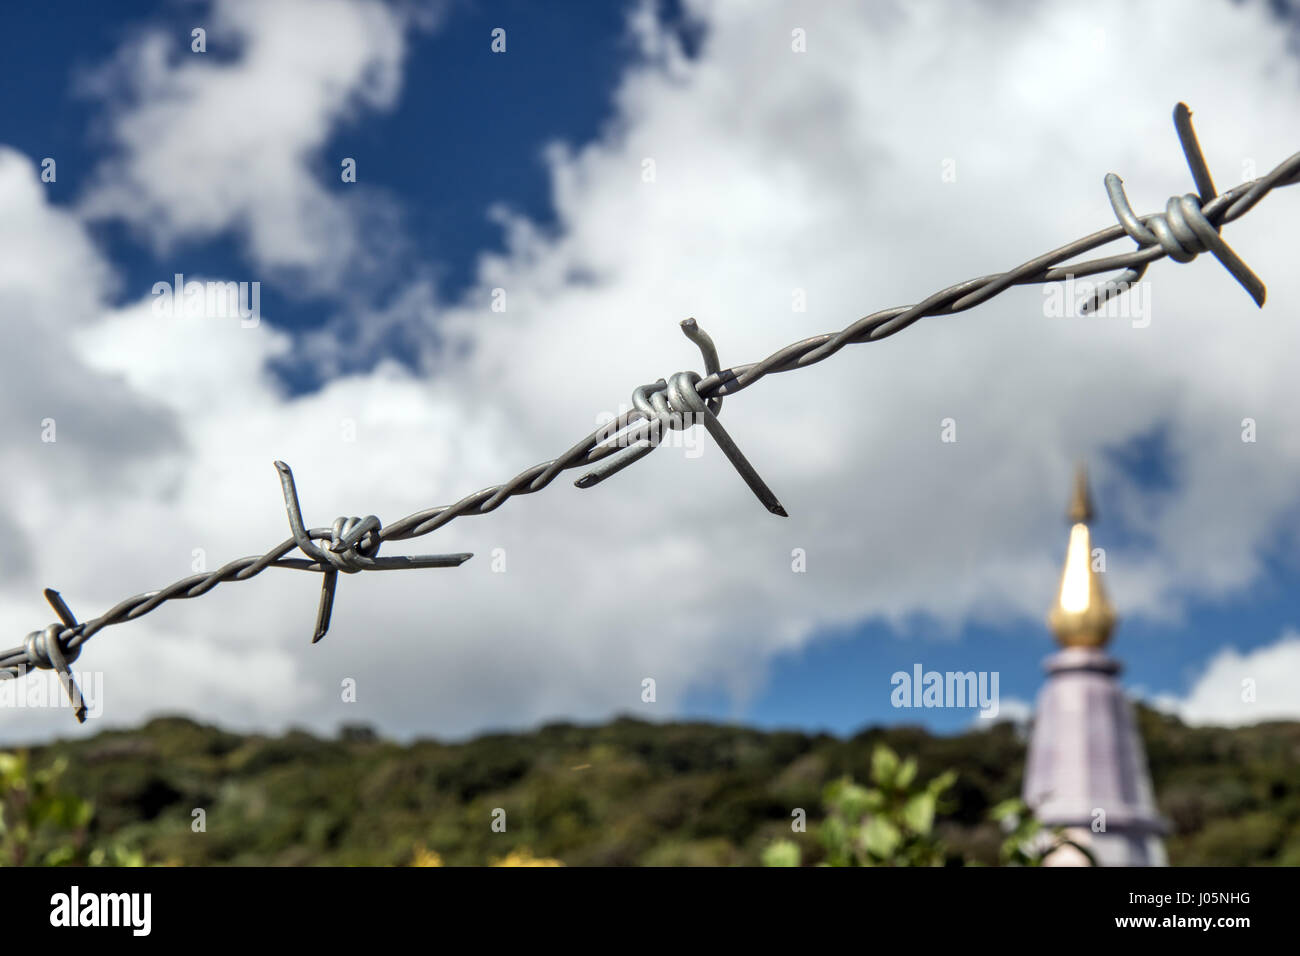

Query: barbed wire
left=5, top=103, right=1299, bottom=723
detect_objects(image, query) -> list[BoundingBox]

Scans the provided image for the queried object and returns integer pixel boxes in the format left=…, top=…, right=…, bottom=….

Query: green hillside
left=4, top=709, right=1299, bottom=866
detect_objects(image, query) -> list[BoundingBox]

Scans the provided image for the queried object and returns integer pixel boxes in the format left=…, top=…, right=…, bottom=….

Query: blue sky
left=3, top=0, right=637, bottom=386
left=2, top=0, right=1300, bottom=742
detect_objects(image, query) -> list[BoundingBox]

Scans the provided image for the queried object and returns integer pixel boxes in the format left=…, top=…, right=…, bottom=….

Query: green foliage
left=0, top=752, right=92, bottom=866
left=0, top=710, right=1294, bottom=866
left=764, top=744, right=958, bottom=867
left=760, top=839, right=801, bottom=867
left=988, top=797, right=1095, bottom=866
left=0, top=751, right=144, bottom=866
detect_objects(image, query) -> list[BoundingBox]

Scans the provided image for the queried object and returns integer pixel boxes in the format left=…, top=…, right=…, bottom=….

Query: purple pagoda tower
left=1022, top=466, right=1168, bottom=866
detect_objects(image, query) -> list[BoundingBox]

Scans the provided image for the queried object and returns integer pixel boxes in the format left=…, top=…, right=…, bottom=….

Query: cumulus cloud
left=4, top=0, right=1300, bottom=743
left=0, top=149, right=183, bottom=565
left=77, top=0, right=432, bottom=291
left=1154, top=633, right=1300, bottom=726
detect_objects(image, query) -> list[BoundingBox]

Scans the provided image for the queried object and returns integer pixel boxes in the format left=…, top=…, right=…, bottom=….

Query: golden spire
left=1047, top=464, right=1117, bottom=648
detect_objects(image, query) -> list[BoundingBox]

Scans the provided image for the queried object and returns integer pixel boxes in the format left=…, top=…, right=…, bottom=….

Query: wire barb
left=273, top=460, right=472, bottom=643
left=575, top=318, right=786, bottom=516
left=1084, top=102, right=1267, bottom=314
left=18, top=590, right=89, bottom=723
left=4, top=103, right=1298, bottom=723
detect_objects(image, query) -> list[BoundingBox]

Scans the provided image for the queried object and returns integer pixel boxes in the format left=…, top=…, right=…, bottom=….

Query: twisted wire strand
left=5, top=103, right=1299, bottom=722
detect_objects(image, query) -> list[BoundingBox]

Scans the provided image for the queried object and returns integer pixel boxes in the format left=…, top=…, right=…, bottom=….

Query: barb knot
left=23, top=623, right=81, bottom=671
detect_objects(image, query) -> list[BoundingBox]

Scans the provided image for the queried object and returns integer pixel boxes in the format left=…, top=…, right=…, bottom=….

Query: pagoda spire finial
left=1047, top=463, right=1117, bottom=648
left=1068, top=463, right=1093, bottom=524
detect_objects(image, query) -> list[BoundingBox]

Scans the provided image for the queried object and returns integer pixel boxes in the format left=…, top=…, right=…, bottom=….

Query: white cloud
left=1153, top=633, right=1300, bottom=726
left=78, top=0, right=432, bottom=291
left=5, top=0, right=1300, bottom=743
left=0, top=149, right=183, bottom=567
left=974, top=696, right=1033, bottom=730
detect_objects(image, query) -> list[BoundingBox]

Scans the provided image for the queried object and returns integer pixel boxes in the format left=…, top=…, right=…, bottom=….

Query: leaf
left=902, top=792, right=936, bottom=836
left=761, top=840, right=802, bottom=867
left=988, top=798, right=1025, bottom=823
left=859, top=815, right=902, bottom=859
left=870, top=745, right=900, bottom=788
left=927, top=770, right=957, bottom=798
left=819, top=815, right=850, bottom=863
left=826, top=777, right=873, bottom=822
left=0, top=753, right=21, bottom=780
left=896, top=758, right=918, bottom=790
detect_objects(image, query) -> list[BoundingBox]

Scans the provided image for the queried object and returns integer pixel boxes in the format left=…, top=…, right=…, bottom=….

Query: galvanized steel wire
left=5, top=103, right=1299, bottom=722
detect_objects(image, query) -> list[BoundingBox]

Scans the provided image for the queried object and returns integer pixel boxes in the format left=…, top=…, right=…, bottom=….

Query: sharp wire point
left=43, top=588, right=78, bottom=628
left=1173, top=102, right=1217, bottom=203
left=698, top=404, right=787, bottom=517
left=313, top=570, right=338, bottom=644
